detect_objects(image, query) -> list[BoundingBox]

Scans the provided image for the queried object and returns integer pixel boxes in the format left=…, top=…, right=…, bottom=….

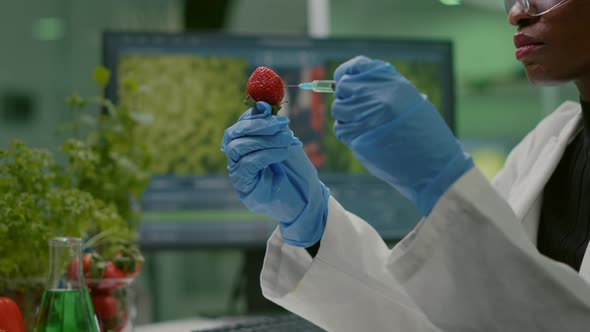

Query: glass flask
left=33, top=237, right=99, bottom=332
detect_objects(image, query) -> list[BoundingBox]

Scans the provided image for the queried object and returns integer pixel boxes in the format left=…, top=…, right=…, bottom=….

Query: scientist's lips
left=514, top=33, right=544, bottom=60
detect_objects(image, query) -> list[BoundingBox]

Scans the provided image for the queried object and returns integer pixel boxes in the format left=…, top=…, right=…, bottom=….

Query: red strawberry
left=92, top=294, right=119, bottom=321
left=244, top=66, right=285, bottom=114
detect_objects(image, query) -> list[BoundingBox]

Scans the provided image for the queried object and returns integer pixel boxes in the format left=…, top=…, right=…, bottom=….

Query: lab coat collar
left=509, top=101, right=582, bottom=225
left=506, top=101, right=590, bottom=281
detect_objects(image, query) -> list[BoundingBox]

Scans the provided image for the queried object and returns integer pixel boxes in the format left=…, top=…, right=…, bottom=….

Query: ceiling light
left=33, top=17, right=66, bottom=41
left=440, top=0, right=462, bottom=6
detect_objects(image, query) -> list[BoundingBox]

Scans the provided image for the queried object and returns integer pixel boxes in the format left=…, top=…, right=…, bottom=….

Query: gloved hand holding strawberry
left=221, top=67, right=330, bottom=247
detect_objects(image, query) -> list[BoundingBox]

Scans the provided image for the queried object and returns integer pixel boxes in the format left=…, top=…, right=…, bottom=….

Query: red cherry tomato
left=92, top=294, right=119, bottom=321
left=0, top=296, right=25, bottom=332
left=115, top=310, right=129, bottom=332
left=103, top=261, right=126, bottom=279
left=95, top=262, right=126, bottom=293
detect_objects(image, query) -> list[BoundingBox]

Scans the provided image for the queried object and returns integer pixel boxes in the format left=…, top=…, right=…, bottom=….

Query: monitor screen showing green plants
left=106, top=34, right=453, bottom=176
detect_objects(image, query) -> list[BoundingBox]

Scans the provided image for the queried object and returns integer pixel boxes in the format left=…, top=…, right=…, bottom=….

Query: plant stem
left=84, top=228, right=116, bottom=249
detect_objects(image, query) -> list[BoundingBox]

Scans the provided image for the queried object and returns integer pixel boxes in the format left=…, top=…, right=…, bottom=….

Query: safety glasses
left=504, top=0, right=569, bottom=16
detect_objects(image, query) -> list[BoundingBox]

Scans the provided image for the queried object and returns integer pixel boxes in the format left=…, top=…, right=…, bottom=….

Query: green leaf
left=122, top=79, right=139, bottom=93
left=93, top=66, right=111, bottom=89
left=0, top=67, right=155, bottom=282
left=65, top=94, right=88, bottom=108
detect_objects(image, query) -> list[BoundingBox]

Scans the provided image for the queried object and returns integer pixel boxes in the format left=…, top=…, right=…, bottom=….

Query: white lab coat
left=260, top=101, right=590, bottom=331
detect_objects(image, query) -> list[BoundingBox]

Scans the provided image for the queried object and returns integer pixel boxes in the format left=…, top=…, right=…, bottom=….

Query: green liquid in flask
left=34, top=288, right=99, bottom=332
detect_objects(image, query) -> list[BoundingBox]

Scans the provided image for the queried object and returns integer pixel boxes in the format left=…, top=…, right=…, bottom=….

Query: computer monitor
left=102, top=32, right=455, bottom=250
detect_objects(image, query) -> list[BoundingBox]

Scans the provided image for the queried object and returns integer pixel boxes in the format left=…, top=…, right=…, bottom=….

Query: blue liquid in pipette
left=298, top=82, right=314, bottom=90
left=296, top=80, right=335, bottom=93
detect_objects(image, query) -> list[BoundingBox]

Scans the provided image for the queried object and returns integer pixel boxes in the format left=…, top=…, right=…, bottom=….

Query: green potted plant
left=0, top=67, right=153, bottom=331
left=63, top=67, right=153, bottom=233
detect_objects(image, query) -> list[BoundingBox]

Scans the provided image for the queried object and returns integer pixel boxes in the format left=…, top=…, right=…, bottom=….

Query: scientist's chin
left=514, top=33, right=557, bottom=85
left=515, top=35, right=577, bottom=86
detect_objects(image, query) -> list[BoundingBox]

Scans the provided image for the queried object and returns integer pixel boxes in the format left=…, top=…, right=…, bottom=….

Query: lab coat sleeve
left=261, top=167, right=590, bottom=331
left=391, top=167, right=590, bottom=331
left=260, top=196, right=441, bottom=331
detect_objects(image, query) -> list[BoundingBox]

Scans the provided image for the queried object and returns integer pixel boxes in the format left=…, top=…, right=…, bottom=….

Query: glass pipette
left=286, top=80, right=335, bottom=93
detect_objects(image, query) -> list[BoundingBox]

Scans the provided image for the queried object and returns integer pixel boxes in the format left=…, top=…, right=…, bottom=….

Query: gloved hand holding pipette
left=332, top=56, right=474, bottom=215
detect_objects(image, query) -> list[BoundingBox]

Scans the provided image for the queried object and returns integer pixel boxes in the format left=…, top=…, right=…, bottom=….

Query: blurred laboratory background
left=0, top=0, right=581, bottom=327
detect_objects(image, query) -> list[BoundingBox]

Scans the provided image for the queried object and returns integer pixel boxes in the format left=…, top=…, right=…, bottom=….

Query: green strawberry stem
left=88, top=253, right=107, bottom=278
left=244, top=95, right=283, bottom=115
left=113, top=244, right=144, bottom=274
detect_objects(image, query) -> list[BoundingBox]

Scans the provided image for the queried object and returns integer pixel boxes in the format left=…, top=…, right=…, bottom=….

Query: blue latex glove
left=221, top=102, right=330, bottom=247
left=331, top=56, right=474, bottom=216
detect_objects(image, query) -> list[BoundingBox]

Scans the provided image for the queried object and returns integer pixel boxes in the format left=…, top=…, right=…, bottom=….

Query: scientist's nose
left=508, top=3, right=538, bottom=27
